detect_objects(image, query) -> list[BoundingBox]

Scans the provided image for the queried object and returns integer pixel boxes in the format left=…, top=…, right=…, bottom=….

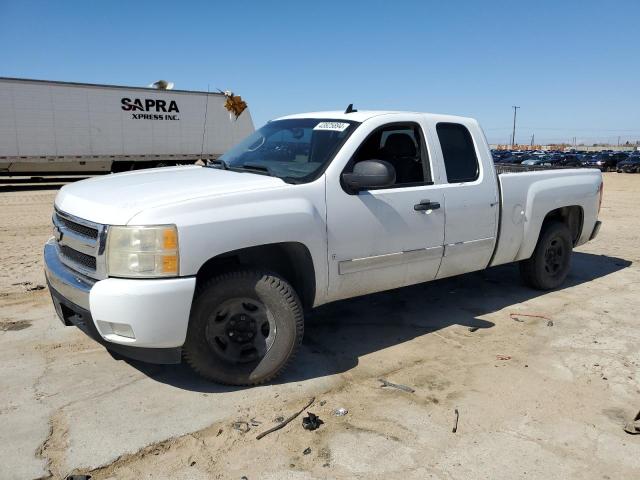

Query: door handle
left=414, top=199, right=441, bottom=211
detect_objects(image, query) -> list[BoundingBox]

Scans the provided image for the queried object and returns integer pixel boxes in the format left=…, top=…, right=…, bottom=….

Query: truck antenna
left=344, top=103, right=357, bottom=114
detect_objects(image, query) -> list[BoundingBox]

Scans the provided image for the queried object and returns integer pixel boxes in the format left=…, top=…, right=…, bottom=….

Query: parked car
left=582, top=153, right=627, bottom=171
left=496, top=155, right=525, bottom=164
left=520, top=156, right=551, bottom=166
left=44, top=110, right=604, bottom=385
left=552, top=154, right=583, bottom=168
left=616, top=156, right=640, bottom=173
left=519, top=154, right=581, bottom=168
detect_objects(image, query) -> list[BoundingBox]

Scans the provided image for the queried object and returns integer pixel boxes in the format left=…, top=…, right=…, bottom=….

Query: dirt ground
left=1, top=173, right=639, bottom=480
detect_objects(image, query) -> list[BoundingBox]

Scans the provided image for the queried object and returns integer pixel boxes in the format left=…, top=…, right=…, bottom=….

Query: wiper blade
left=206, top=158, right=229, bottom=170
left=209, top=160, right=296, bottom=183
left=240, top=162, right=275, bottom=176
left=238, top=163, right=297, bottom=183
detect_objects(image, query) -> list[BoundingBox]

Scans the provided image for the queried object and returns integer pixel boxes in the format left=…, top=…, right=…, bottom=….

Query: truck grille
left=52, top=209, right=107, bottom=279
left=59, top=245, right=97, bottom=270
left=55, top=214, right=99, bottom=239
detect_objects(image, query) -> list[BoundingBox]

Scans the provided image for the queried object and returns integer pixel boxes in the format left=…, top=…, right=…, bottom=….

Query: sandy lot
left=1, top=173, right=639, bottom=480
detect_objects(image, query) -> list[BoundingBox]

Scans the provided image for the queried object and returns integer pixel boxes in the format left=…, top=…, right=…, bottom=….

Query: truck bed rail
left=494, top=163, right=577, bottom=175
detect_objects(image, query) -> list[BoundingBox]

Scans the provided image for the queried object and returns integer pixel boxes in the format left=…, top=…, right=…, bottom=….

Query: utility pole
left=511, top=106, right=520, bottom=148
left=530, top=133, right=534, bottom=147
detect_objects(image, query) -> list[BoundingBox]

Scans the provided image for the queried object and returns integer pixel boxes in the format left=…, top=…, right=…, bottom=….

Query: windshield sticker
left=313, top=122, right=350, bottom=132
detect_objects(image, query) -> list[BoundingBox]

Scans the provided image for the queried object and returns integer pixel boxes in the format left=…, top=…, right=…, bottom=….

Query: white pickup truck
left=44, top=109, right=603, bottom=385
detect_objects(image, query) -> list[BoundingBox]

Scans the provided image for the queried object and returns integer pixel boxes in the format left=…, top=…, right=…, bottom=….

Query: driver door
left=325, top=122, right=445, bottom=302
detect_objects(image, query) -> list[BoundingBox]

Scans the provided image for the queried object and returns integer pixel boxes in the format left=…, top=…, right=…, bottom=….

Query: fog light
left=109, top=322, right=135, bottom=339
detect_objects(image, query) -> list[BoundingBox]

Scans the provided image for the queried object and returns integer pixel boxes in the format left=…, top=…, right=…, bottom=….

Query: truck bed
left=491, top=166, right=601, bottom=268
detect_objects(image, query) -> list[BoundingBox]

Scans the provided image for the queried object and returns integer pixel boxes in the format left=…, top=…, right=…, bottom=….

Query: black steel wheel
left=543, top=237, right=566, bottom=276
left=184, top=270, right=303, bottom=385
left=204, top=297, right=276, bottom=364
left=520, top=220, right=573, bottom=290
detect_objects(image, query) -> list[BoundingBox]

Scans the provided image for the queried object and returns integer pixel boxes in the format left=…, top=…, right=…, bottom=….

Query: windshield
left=214, top=118, right=359, bottom=183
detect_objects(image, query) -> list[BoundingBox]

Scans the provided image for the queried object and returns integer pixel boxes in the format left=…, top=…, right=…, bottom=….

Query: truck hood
left=55, top=165, right=285, bottom=225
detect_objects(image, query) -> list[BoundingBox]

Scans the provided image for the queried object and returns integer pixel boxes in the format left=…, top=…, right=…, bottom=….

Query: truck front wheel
left=519, top=221, right=573, bottom=290
left=183, top=270, right=304, bottom=385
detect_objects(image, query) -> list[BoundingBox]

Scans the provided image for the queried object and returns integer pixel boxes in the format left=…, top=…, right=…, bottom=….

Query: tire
left=183, top=270, right=304, bottom=385
left=519, top=221, right=573, bottom=290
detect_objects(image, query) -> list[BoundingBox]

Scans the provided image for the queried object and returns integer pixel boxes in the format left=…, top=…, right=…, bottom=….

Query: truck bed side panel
left=491, top=169, right=601, bottom=267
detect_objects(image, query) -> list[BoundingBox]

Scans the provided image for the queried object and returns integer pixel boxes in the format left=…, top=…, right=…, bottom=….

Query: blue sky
left=1, top=0, right=638, bottom=145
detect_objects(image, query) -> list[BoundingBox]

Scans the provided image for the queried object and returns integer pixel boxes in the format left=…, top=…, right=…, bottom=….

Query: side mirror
left=342, top=159, right=396, bottom=191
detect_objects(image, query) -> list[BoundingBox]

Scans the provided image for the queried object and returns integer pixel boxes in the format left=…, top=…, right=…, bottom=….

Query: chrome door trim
left=338, top=245, right=443, bottom=275
left=443, top=237, right=494, bottom=257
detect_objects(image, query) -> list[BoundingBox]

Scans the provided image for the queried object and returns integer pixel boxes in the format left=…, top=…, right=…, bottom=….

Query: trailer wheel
left=519, top=221, right=573, bottom=290
left=183, top=270, right=304, bottom=385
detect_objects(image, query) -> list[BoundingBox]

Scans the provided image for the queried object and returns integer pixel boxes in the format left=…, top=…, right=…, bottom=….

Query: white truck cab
left=45, top=110, right=603, bottom=384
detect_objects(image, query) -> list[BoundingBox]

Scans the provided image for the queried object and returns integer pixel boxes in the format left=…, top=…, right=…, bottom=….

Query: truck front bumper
left=44, top=240, right=196, bottom=364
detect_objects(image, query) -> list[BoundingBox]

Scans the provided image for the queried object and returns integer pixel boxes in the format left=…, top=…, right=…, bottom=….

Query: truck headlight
left=106, top=225, right=179, bottom=278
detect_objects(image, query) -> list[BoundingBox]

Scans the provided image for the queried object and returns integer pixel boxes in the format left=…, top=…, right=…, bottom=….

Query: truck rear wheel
left=183, top=270, right=304, bottom=385
left=519, top=221, right=573, bottom=290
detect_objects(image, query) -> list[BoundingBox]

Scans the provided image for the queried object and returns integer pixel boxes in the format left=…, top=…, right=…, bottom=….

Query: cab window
left=348, top=123, right=430, bottom=187
left=436, top=123, right=479, bottom=183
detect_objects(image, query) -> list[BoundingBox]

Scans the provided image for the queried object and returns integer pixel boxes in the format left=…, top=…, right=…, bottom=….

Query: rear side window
left=436, top=123, right=479, bottom=183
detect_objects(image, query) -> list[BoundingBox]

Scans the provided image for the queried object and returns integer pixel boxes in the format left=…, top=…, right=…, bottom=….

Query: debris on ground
left=496, top=354, right=512, bottom=360
left=66, top=475, right=92, bottom=480
left=11, top=281, right=45, bottom=291
left=0, top=320, right=31, bottom=331
left=274, top=416, right=285, bottom=423
left=302, top=412, right=324, bottom=431
left=452, top=408, right=460, bottom=433
left=624, top=420, right=640, bottom=434
left=256, top=397, right=315, bottom=440
left=468, top=326, right=479, bottom=332
left=303, top=447, right=312, bottom=455
left=333, top=407, right=348, bottom=416
left=378, top=378, right=415, bottom=393
left=510, top=312, right=551, bottom=323
left=232, top=421, right=251, bottom=433
left=547, top=320, right=554, bottom=327
left=319, top=400, right=326, bottom=406
left=249, top=418, right=261, bottom=427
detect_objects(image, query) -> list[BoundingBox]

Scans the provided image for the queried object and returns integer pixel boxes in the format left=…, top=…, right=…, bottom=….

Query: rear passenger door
left=431, top=122, right=499, bottom=279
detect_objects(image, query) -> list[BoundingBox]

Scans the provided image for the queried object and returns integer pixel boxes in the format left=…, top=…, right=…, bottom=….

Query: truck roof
left=276, top=110, right=477, bottom=124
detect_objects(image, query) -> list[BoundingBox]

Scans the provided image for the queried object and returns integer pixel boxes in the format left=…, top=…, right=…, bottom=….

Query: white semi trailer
left=0, top=77, right=254, bottom=174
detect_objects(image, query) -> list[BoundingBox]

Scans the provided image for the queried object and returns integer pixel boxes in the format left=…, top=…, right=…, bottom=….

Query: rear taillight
left=597, top=181, right=604, bottom=215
